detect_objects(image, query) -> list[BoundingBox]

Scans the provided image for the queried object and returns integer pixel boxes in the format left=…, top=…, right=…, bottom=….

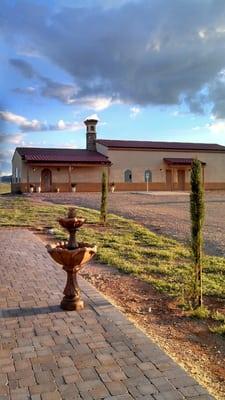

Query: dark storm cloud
left=2, top=0, right=225, bottom=116
left=208, top=78, right=225, bottom=119
left=39, top=77, right=77, bottom=104
left=11, top=59, right=78, bottom=104
left=9, top=59, right=36, bottom=78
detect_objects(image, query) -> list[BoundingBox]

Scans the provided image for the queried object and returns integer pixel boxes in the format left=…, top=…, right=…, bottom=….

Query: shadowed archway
left=41, top=168, right=52, bottom=192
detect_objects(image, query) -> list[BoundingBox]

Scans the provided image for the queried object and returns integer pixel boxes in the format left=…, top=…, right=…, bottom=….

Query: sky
left=1, top=0, right=225, bottom=175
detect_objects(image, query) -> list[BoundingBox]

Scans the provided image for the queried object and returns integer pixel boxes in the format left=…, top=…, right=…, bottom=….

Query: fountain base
left=60, top=296, right=84, bottom=311
left=60, top=269, right=85, bottom=311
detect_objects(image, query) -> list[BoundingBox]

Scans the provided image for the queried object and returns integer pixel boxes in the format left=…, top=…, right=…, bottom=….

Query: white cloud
left=55, top=119, right=82, bottom=131
left=73, top=96, right=113, bottom=111
left=0, top=111, right=44, bottom=131
left=130, top=106, right=141, bottom=119
left=198, top=30, right=206, bottom=39
left=0, top=110, right=83, bottom=133
left=0, top=133, right=24, bottom=144
left=57, top=120, right=66, bottom=130
left=208, top=120, right=225, bottom=134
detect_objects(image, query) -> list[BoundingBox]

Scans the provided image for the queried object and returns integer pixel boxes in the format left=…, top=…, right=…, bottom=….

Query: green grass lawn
left=0, top=195, right=224, bottom=304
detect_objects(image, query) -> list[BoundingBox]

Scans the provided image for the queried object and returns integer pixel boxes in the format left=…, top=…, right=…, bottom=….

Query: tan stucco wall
left=12, top=150, right=26, bottom=183
left=18, top=165, right=107, bottom=183
left=71, top=166, right=107, bottom=183
left=96, top=143, right=109, bottom=156
left=107, top=149, right=225, bottom=183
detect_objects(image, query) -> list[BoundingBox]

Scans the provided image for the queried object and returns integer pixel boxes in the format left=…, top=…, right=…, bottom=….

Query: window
left=144, top=170, right=152, bottom=182
left=124, top=169, right=132, bottom=182
left=15, top=167, right=18, bottom=183
left=90, top=125, right=95, bottom=132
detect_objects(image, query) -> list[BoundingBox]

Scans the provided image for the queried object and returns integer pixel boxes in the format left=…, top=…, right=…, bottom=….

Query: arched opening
left=124, top=169, right=132, bottom=182
left=144, top=170, right=152, bottom=182
left=41, top=169, right=52, bottom=192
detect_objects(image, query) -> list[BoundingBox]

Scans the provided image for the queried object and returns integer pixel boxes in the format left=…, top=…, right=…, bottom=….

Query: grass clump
left=209, top=324, right=225, bottom=336
left=189, top=306, right=210, bottom=319
left=211, top=311, right=225, bottom=322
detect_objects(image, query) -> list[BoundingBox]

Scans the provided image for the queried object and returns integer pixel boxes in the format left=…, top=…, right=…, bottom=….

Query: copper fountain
left=46, top=208, right=97, bottom=311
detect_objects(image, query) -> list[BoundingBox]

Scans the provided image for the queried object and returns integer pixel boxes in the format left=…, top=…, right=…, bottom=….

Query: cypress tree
left=190, top=159, right=205, bottom=308
left=100, top=170, right=108, bottom=225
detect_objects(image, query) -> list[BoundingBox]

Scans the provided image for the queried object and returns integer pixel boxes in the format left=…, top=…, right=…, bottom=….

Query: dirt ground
left=80, top=262, right=225, bottom=400
left=36, top=191, right=225, bottom=256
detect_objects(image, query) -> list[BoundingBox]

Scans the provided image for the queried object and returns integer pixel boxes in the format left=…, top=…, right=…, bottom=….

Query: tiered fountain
left=46, top=208, right=96, bottom=311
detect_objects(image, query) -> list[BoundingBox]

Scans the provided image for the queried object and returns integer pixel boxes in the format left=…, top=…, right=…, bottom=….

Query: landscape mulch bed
left=81, top=262, right=225, bottom=400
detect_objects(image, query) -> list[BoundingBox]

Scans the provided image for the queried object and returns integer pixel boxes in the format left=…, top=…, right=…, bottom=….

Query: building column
left=26, top=167, right=30, bottom=193
left=172, top=168, right=178, bottom=191
left=68, top=166, right=72, bottom=191
left=107, top=165, right=110, bottom=185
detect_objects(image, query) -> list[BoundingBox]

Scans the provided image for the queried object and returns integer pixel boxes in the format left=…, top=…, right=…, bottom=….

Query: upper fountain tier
left=58, top=208, right=86, bottom=250
left=58, top=207, right=86, bottom=230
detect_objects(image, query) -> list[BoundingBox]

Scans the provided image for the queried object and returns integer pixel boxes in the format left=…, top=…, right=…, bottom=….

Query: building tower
left=84, top=116, right=98, bottom=151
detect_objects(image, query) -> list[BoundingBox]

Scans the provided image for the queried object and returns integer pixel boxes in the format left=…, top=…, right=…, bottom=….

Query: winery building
left=11, top=116, right=225, bottom=193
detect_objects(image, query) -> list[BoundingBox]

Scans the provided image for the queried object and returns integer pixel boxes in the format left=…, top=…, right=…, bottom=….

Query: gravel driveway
left=35, top=191, right=225, bottom=257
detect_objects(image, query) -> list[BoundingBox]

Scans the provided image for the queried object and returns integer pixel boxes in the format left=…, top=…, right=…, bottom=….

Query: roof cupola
left=84, top=115, right=99, bottom=151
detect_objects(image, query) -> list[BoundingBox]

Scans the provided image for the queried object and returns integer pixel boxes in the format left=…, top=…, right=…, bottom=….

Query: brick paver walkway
left=0, top=229, right=214, bottom=400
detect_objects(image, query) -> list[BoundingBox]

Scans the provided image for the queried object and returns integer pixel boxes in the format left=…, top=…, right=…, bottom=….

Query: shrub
left=100, top=171, right=108, bottom=224
left=190, top=159, right=205, bottom=308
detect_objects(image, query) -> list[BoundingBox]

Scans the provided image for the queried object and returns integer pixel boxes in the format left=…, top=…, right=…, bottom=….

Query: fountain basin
left=47, top=243, right=96, bottom=269
left=58, top=217, right=86, bottom=231
left=47, top=243, right=97, bottom=310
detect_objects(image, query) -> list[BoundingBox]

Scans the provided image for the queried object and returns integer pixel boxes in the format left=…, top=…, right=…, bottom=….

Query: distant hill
left=0, top=175, right=12, bottom=183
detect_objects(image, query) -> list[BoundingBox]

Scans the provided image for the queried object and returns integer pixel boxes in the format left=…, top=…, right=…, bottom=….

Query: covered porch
left=21, top=163, right=109, bottom=193
left=163, top=158, right=206, bottom=191
left=12, top=147, right=111, bottom=193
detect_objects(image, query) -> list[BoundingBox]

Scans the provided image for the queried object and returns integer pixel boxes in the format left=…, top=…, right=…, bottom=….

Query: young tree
left=190, top=159, right=205, bottom=308
left=100, top=170, right=108, bottom=225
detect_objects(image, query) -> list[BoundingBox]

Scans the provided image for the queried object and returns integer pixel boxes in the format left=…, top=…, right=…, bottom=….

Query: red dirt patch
left=81, top=262, right=225, bottom=400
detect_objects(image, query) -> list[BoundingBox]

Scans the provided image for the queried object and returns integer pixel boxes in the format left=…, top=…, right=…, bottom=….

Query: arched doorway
left=41, top=169, right=52, bottom=192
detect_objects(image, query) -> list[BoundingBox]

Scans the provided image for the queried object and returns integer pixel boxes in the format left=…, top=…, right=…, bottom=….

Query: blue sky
left=1, top=0, right=225, bottom=174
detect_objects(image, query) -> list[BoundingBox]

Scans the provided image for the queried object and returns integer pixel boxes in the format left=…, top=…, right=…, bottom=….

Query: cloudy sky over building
left=1, top=0, right=225, bottom=174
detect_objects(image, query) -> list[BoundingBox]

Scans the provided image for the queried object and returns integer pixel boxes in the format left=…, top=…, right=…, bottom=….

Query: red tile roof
left=16, top=147, right=111, bottom=164
left=164, top=158, right=206, bottom=165
left=97, top=139, right=225, bottom=152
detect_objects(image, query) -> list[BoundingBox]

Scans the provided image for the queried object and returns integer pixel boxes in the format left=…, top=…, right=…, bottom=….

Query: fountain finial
left=68, top=207, right=76, bottom=218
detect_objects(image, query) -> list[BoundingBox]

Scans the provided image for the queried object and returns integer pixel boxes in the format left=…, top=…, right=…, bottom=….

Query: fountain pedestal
left=46, top=208, right=97, bottom=311
left=61, top=266, right=84, bottom=310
